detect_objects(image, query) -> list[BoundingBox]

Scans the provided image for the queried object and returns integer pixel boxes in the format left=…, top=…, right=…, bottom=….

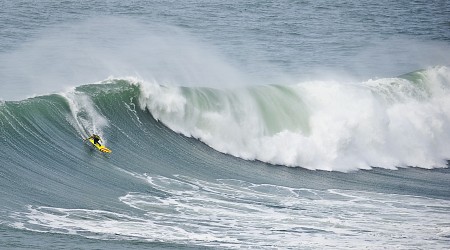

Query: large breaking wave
left=1, top=66, right=449, bottom=248
left=1, top=66, right=449, bottom=172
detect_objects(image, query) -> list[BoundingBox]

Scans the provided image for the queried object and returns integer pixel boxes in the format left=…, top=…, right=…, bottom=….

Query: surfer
left=86, top=134, right=102, bottom=146
left=84, top=134, right=111, bottom=153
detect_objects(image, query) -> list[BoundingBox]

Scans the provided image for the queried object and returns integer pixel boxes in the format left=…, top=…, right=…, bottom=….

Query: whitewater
left=138, top=66, right=450, bottom=171
left=1, top=0, right=450, bottom=249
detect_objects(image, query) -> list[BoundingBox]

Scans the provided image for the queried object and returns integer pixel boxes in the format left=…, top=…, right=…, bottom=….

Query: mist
left=348, top=37, right=450, bottom=78
left=0, top=17, right=247, bottom=101
left=1, top=16, right=449, bottom=102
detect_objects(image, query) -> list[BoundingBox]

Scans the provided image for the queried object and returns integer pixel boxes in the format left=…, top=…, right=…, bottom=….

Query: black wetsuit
left=91, top=135, right=101, bottom=145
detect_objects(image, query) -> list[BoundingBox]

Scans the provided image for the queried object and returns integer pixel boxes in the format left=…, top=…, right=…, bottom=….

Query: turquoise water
left=1, top=1, right=450, bottom=249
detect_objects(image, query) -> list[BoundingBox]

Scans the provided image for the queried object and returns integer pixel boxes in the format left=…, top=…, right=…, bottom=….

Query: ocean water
left=1, top=1, right=450, bottom=249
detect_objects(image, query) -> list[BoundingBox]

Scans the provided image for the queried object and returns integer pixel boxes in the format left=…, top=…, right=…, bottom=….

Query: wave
left=1, top=66, right=450, bottom=172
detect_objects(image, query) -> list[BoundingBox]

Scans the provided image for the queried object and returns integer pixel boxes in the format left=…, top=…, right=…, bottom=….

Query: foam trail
left=139, top=66, right=450, bottom=171
left=61, top=90, right=109, bottom=140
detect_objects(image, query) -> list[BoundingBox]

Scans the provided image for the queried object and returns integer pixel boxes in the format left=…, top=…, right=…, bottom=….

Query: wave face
left=140, top=66, right=450, bottom=171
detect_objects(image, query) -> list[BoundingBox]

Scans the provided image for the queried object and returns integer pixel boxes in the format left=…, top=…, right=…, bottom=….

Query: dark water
left=1, top=1, right=450, bottom=249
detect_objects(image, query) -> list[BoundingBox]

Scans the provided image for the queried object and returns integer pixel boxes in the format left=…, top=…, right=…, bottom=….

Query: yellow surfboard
left=88, top=138, right=112, bottom=153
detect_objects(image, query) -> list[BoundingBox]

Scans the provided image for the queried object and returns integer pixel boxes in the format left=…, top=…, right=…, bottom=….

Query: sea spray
left=0, top=18, right=247, bottom=101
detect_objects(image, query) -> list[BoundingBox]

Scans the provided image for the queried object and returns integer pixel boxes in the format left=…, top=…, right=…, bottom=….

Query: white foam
left=138, top=66, right=450, bottom=171
left=9, top=175, right=450, bottom=249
